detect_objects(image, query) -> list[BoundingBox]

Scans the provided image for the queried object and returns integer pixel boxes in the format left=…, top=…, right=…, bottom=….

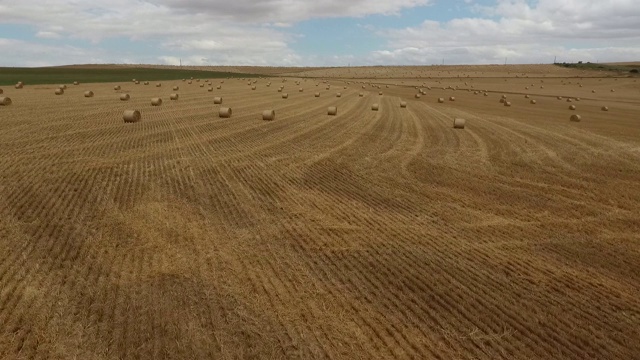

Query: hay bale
left=208, top=87, right=213, bottom=92
left=570, top=114, right=581, bottom=122
left=262, top=109, right=275, bottom=121
left=0, top=97, right=11, bottom=106
left=213, top=97, right=223, bottom=104
left=200, top=84, right=205, bottom=88
left=278, top=88, right=283, bottom=92
left=524, top=95, right=530, bottom=98
left=144, top=81, right=149, bottom=85
left=530, top=99, right=537, bottom=104
left=55, top=89, right=64, bottom=95
left=59, top=85, right=67, bottom=90
left=188, top=80, right=192, bottom=84
left=415, top=94, right=421, bottom=99
left=378, top=91, right=383, bottom=95
left=84, top=91, right=94, bottom=97
left=359, top=92, right=364, bottom=97
left=438, top=97, right=444, bottom=103
left=557, top=96, right=562, bottom=100
left=120, top=94, right=130, bottom=101
left=371, top=103, right=379, bottom=111
left=567, top=98, right=572, bottom=102
left=123, top=110, right=141, bottom=123
left=156, top=83, right=162, bottom=87
left=569, top=105, right=576, bottom=110
left=601, top=106, right=609, bottom=111
left=217, top=85, right=222, bottom=89
left=170, top=93, right=179, bottom=100
left=73, top=81, right=79, bottom=85
left=219, top=107, right=232, bottom=118
left=15, top=83, right=23, bottom=89
left=336, top=92, right=342, bottom=97
left=504, top=101, right=512, bottom=107
left=315, top=92, right=320, bottom=97
left=135, top=81, right=140, bottom=84
left=151, top=98, right=162, bottom=106
left=299, top=88, right=304, bottom=92
left=114, top=85, right=121, bottom=90
left=449, top=96, right=455, bottom=101
left=251, top=86, right=256, bottom=90
left=282, top=93, right=289, bottom=99
left=173, top=86, right=179, bottom=90
left=327, top=106, right=338, bottom=116
left=453, top=118, right=466, bottom=129
left=400, top=101, right=407, bottom=108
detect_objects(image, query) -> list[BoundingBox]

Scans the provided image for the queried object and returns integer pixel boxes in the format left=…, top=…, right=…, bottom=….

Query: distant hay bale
left=217, top=85, right=222, bottom=89
left=135, top=81, right=140, bottom=84
left=208, top=87, right=213, bottom=92
left=282, top=93, right=289, bottom=99
left=611, top=89, right=615, bottom=92
left=123, top=110, right=141, bottom=123
left=438, top=97, right=444, bottom=103
left=278, top=88, right=283, bottom=92
left=151, top=97, right=162, bottom=106
left=251, top=86, right=256, bottom=90
left=569, top=105, right=576, bottom=110
left=188, top=80, right=192, bottom=84
left=566, top=98, right=572, bottom=102
left=200, top=84, right=205, bottom=87
left=453, top=118, right=466, bottom=129
left=0, top=97, right=11, bottom=106
left=120, top=94, right=130, bottom=101
left=415, top=94, right=421, bottom=98
left=114, top=85, right=121, bottom=90
left=592, top=89, right=596, bottom=93
left=299, top=88, right=304, bottom=92
left=262, top=109, right=275, bottom=121
left=59, top=85, right=67, bottom=90
left=601, top=106, right=609, bottom=111
left=173, top=86, right=179, bottom=90
left=213, top=96, right=223, bottom=104
left=336, top=92, right=342, bottom=97
left=400, top=101, right=407, bottom=108
left=84, top=91, right=94, bottom=97
left=156, top=83, right=162, bottom=87
left=557, top=96, right=563, bottom=100
left=327, top=106, right=338, bottom=116
left=359, top=92, right=364, bottom=97
left=371, top=103, right=379, bottom=111
left=315, top=92, right=320, bottom=97
left=449, top=96, right=455, bottom=101
left=501, top=94, right=507, bottom=99
left=55, top=89, right=64, bottom=95
left=570, top=114, right=581, bottom=122
left=132, top=79, right=137, bottom=82
left=378, top=91, right=383, bottom=95
left=144, top=81, right=149, bottom=85
left=344, top=86, right=347, bottom=89
left=15, top=83, right=23, bottom=89
left=530, top=99, right=537, bottom=104
left=73, top=81, right=79, bottom=85
left=170, top=93, right=179, bottom=100
left=219, top=107, right=232, bottom=118
left=575, top=98, right=580, bottom=101
left=524, top=95, right=530, bottom=98
left=504, top=101, right=512, bottom=107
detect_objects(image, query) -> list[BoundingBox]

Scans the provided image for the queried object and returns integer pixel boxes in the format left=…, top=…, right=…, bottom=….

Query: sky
left=0, top=0, right=639, bottom=67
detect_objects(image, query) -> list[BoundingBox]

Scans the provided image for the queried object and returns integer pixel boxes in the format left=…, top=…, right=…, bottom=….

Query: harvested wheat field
left=0, top=65, right=639, bottom=359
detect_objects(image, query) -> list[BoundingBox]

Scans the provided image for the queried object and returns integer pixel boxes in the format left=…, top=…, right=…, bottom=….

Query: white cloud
left=35, top=31, right=61, bottom=39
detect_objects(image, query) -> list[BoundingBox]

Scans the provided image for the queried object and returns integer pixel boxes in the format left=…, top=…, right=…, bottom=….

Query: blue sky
left=0, top=0, right=638, bottom=67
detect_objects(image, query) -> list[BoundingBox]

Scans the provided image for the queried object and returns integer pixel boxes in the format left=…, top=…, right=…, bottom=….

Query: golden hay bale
left=282, top=93, right=289, bottom=99
left=213, top=97, right=223, bottom=104
left=592, top=90, right=596, bottom=93
left=151, top=97, right=162, bottom=106
left=15, top=83, right=23, bottom=89
left=378, top=91, right=383, bottom=95
left=170, top=93, right=179, bottom=100
left=73, top=81, right=79, bottom=85
left=55, top=88, right=64, bottom=95
left=575, top=98, right=580, bottom=101
left=132, top=78, right=137, bottom=82
left=530, top=99, right=537, bottom=104
left=278, top=88, right=283, bottom=92
left=120, top=94, right=130, bottom=101
left=217, top=85, right=222, bottom=89
left=438, top=97, right=444, bottom=103
left=299, top=88, right=304, bottom=92
left=371, top=103, right=379, bottom=111
left=156, top=83, right=162, bottom=87
left=601, top=106, right=609, bottom=111
left=449, top=96, right=455, bottom=101
left=566, top=98, right=572, bottom=102
left=188, top=80, right=192, bottom=84
left=144, top=81, right=149, bottom=85
left=251, top=85, right=256, bottom=90
left=135, top=81, right=140, bottom=84
left=557, top=96, right=563, bottom=100
left=611, top=89, right=615, bottom=92
left=59, top=85, right=67, bottom=90
left=200, top=84, right=205, bottom=87
left=569, top=105, right=576, bottom=110
left=315, top=92, right=320, bottom=97
left=262, top=109, right=275, bottom=121
left=501, top=94, right=507, bottom=99
left=453, top=118, right=466, bottom=129
left=173, top=86, right=179, bottom=90
left=208, top=87, right=213, bottom=92
left=84, top=91, right=94, bottom=97
left=415, top=94, right=421, bottom=99
left=400, top=101, right=407, bottom=108
left=483, top=92, right=489, bottom=96
left=504, top=101, right=512, bottom=107
left=123, top=110, right=141, bottom=123
left=114, top=85, right=121, bottom=90
left=0, top=97, right=11, bottom=106
left=524, top=95, right=530, bottom=98
left=570, top=114, right=581, bottom=122
left=327, top=106, right=338, bottom=116
left=359, top=92, right=364, bottom=97
left=219, top=107, right=232, bottom=118
left=336, top=92, right=342, bottom=97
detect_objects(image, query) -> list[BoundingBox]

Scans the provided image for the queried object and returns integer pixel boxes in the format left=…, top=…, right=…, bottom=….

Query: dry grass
left=0, top=67, right=639, bottom=360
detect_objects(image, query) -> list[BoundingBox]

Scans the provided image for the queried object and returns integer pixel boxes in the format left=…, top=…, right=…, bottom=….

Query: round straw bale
left=219, top=107, right=232, bottom=118
left=504, top=101, right=512, bottom=107
left=601, top=106, right=609, bottom=111
left=501, top=94, right=507, bottom=99
left=0, top=97, right=11, bottom=106
left=611, top=89, right=615, bottom=92
left=449, top=96, right=455, bottom=101
left=566, top=98, right=572, bottom=102
left=438, top=97, right=444, bottom=103
left=135, top=80, right=140, bottom=84
left=282, top=93, right=289, bottom=99
left=483, top=92, right=489, bottom=96
left=557, top=96, right=562, bottom=100
left=336, top=92, right=342, bottom=97
left=55, top=89, right=64, bottom=95
left=123, top=110, right=141, bottom=123
left=262, top=109, right=275, bottom=121
left=400, top=101, right=407, bottom=108
left=530, top=99, right=537, bottom=104
left=575, top=98, right=580, bottom=101
left=315, top=92, right=320, bottom=97
left=217, top=85, right=221, bottom=89
left=84, top=91, right=94, bottom=97
left=453, top=118, right=466, bottom=129
left=213, top=97, right=223, bottom=104
left=170, top=93, right=179, bottom=100
left=278, top=88, right=283, bottom=92
left=173, top=86, right=179, bottom=90
left=251, top=86, right=256, bottom=90
left=359, top=92, right=364, bottom=97
left=114, top=85, right=121, bottom=90
left=415, top=94, right=421, bottom=98
left=15, top=83, right=23, bottom=89
left=371, top=103, right=379, bottom=111
left=344, top=86, right=347, bottom=89
left=200, top=84, right=205, bottom=87
left=378, top=91, right=383, bottom=95
left=151, top=97, right=162, bottom=106
left=570, top=114, right=581, bottom=122
left=569, top=105, right=576, bottom=110
left=73, top=81, right=79, bottom=85
left=524, top=95, right=530, bottom=98
left=156, top=83, right=161, bottom=87
left=188, top=80, right=192, bottom=84
left=299, top=88, right=303, bottom=92
left=144, top=81, right=149, bottom=85
left=327, top=106, right=338, bottom=116
left=132, top=79, right=137, bottom=82
left=59, top=85, right=67, bottom=90
left=208, top=87, right=213, bottom=92
left=120, top=94, right=130, bottom=101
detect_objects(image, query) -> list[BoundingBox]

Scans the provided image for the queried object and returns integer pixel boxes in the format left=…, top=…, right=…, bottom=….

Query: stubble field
left=0, top=64, right=639, bottom=359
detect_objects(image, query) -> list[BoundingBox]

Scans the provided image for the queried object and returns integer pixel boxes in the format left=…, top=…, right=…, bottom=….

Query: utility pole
left=179, top=58, right=182, bottom=67
left=554, top=56, right=557, bottom=64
